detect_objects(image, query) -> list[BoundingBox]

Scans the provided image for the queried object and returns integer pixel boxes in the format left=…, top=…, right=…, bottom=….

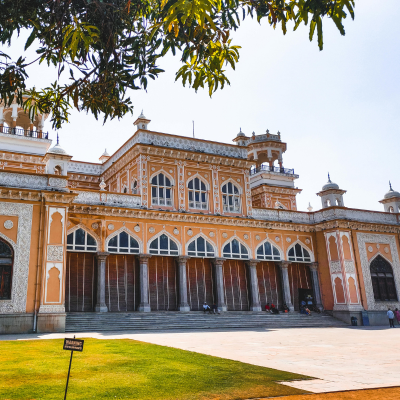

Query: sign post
left=63, top=336, right=84, bottom=400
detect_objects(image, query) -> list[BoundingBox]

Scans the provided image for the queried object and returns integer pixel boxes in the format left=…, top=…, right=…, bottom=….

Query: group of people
left=203, top=302, right=220, bottom=314
left=265, top=303, right=290, bottom=314
left=387, top=308, right=400, bottom=328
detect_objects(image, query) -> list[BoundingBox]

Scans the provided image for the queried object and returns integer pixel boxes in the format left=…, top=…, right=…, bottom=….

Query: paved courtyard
left=2, top=326, right=400, bottom=393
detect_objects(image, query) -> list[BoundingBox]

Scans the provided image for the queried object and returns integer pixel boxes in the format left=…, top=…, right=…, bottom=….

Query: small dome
left=237, top=128, right=245, bottom=137
left=48, top=143, right=68, bottom=155
left=384, top=182, right=400, bottom=199
left=101, top=149, right=110, bottom=157
left=322, top=173, right=339, bottom=191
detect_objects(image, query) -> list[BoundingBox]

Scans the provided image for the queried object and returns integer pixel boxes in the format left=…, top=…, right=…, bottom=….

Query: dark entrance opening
left=298, top=288, right=313, bottom=308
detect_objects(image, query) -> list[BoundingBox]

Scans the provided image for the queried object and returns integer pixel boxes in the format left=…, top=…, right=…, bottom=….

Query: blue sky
left=5, top=1, right=400, bottom=212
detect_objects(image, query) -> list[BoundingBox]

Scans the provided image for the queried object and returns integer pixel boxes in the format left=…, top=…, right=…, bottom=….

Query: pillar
left=277, top=261, right=294, bottom=311
left=95, top=252, right=109, bottom=312
left=138, top=254, right=151, bottom=312
left=246, top=260, right=262, bottom=311
left=309, top=262, right=323, bottom=311
left=176, top=256, right=191, bottom=311
left=212, top=258, right=227, bottom=312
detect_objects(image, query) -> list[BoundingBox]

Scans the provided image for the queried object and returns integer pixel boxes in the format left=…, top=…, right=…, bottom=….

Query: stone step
left=65, top=312, right=346, bottom=332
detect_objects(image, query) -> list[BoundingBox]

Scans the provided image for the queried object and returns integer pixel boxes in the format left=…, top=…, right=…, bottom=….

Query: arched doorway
left=370, top=255, right=397, bottom=301
left=0, top=238, right=13, bottom=300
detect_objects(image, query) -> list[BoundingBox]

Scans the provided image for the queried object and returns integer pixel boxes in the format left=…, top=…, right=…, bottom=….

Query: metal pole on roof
left=193, top=121, right=195, bottom=138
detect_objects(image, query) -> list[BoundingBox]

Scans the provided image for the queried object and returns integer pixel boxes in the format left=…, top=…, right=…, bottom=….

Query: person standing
left=395, top=308, right=400, bottom=325
left=387, top=308, right=395, bottom=328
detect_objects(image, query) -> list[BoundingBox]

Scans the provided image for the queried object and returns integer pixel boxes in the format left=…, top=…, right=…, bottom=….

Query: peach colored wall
left=0, top=215, right=18, bottom=243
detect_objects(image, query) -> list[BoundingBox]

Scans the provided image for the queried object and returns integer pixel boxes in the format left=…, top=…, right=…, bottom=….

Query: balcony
left=250, top=165, right=295, bottom=176
left=0, top=126, right=49, bottom=140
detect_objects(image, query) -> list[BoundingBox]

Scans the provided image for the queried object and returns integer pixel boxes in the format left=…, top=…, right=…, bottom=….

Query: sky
left=4, top=1, right=400, bottom=212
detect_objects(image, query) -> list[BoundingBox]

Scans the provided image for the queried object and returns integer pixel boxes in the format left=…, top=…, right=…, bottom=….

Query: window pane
left=234, top=185, right=239, bottom=194
left=160, top=234, right=168, bottom=249
left=257, top=246, right=263, bottom=256
left=189, top=192, right=193, bottom=201
left=200, top=181, right=206, bottom=190
left=75, top=229, right=85, bottom=245
left=228, top=182, right=232, bottom=193
left=240, top=244, right=248, bottom=255
left=295, top=244, right=302, bottom=257
left=170, top=240, right=178, bottom=251
left=222, top=185, right=227, bottom=194
left=288, top=248, right=294, bottom=257
left=188, top=242, right=196, bottom=251
left=166, top=189, right=171, bottom=199
left=87, top=234, right=96, bottom=246
left=150, top=239, right=158, bottom=249
left=223, top=243, right=230, bottom=254
left=166, top=177, right=171, bottom=186
left=272, top=246, right=280, bottom=256
left=194, top=178, right=199, bottom=190
left=120, top=232, right=128, bottom=248
left=130, top=237, right=139, bottom=249
left=232, top=240, right=239, bottom=254
left=188, top=180, right=193, bottom=189
left=151, top=176, right=157, bottom=185
left=75, top=246, right=84, bottom=251
left=67, top=234, right=73, bottom=245
left=109, top=236, right=118, bottom=247
left=206, top=242, right=213, bottom=253
left=264, top=242, right=272, bottom=255
left=303, top=249, right=310, bottom=259
left=152, top=187, right=157, bottom=198
left=159, top=174, right=164, bottom=185
left=197, top=237, right=205, bottom=252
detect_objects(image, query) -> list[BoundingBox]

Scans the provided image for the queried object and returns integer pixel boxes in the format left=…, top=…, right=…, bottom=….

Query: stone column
left=309, top=262, right=323, bottom=310
left=95, top=252, right=109, bottom=312
left=277, top=261, right=294, bottom=311
left=246, top=260, right=262, bottom=311
left=212, top=258, right=227, bottom=311
left=138, top=254, right=152, bottom=312
left=176, top=256, right=191, bottom=311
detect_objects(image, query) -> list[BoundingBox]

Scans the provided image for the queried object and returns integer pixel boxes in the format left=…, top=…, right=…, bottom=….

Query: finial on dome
left=57, top=133, right=59, bottom=145
left=389, top=181, right=393, bottom=191
left=328, top=173, right=331, bottom=183
left=307, top=202, right=313, bottom=212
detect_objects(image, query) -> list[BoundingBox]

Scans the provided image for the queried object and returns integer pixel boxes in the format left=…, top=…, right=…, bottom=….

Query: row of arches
left=66, top=227, right=314, bottom=262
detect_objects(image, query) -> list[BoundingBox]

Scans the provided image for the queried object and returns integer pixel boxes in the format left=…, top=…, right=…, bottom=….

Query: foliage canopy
left=0, top=0, right=355, bottom=129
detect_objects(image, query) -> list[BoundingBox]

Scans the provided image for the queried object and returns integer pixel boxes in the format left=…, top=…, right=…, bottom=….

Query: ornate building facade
left=1, top=106, right=400, bottom=333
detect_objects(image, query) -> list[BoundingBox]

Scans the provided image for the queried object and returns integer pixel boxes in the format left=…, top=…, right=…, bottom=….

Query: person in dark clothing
left=270, top=303, right=279, bottom=314
left=388, top=308, right=395, bottom=328
left=212, top=303, right=219, bottom=314
left=283, top=303, right=290, bottom=313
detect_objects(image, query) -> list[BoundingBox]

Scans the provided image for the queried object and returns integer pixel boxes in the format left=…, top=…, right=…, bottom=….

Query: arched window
left=0, top=239, right=13, bottom=300
left=288, top=243, right=311, bottom=262
left=107, top=231, right=140, bottom=253
left=223, top=239, right=248, bottom=259
left=188, top=177, right=208, bottom=210
left=256, top=241, right=281, bottom=260
left=370, top=255, right=397, bottom=301
left=187, top=236, right=214, bottom=257
left=67, top=228, right=97, bottom=252
left=389, top=206, right=394, bottom=213
left=54, top=165, right=62, bottom=175
left=149, top=234, right=178, bottom=255
left=151, top=173, right=172, bottom=206
left=222, top=182, right=241, bottom=213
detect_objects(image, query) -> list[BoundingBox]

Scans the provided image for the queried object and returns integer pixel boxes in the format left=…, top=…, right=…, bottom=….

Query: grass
left=1, top=338, right=311, bottom=399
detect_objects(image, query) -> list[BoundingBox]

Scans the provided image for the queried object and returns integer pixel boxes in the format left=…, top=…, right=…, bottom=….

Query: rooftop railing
left=250, top=165, right=295, bottom=175
left=0, top=126, right=49, bottom=139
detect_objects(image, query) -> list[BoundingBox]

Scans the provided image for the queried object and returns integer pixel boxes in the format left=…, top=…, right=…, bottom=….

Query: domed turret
left=99, top=148, right=110, bottom=164
left=380, top=182, right=400, bottom=213
left=317, top=173, right=346, bottom=209
left=43, top=134, right=72, bottom=176
left=322, top=174, right=339, bottom=191
left=232, top=128, right=249, bottom=146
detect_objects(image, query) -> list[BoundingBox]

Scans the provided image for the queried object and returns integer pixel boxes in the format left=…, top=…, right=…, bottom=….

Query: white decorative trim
left=3, top=220, right=13, bottom=229
left=212, top=166, right=221, bottom=214
left=47, top=245, right=63, bottom=262
left=48, top=177, right=67, bottom=188
left=73, top=191, right=141, bottom=208
left=0, top=171, right=47, bottom=189
left=344, top=260, right=355, bottom=273
left=0, top=203, right=33, bottom=313
left=39, top=304, right=65, bottom=313
left=255, top=238, right=283, bottom=259
left=356, top=233, right=400, bottom=310
left=329, top=261, right=342, bottom=274
left=67, top=161, right=102, bottom=175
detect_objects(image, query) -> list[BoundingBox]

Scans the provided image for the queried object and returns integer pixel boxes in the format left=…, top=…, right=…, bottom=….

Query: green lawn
left=1, top=338, right=311, bottom=399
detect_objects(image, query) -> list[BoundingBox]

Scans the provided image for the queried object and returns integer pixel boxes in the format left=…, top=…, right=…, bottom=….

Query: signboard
left=63, top=338, right=84, bottom=352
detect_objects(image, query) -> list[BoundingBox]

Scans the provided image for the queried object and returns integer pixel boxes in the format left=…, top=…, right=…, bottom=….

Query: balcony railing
left=0, top=126, right=49, bottom=139
left=250, top=165, right=295, bottom=175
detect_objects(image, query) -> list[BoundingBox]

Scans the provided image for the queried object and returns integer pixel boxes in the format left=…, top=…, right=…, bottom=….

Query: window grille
left=288, top=243, right=311, bottom=262
left=370, top=255, right=397, bottom=301
left=222, top=182, right=241, bottom=213
left=222, top=239, right=248, bottom=259
left=187, top=236, right=214, bottom=257
left=188, top=178, right=208, bottom=210
left=256, top=241, right=281, bottom=260
left=149, top=234, right=179, bottom=255
left=151, top=173, right=172, bottom=206
left=107, top=231, right=140, bottom=253
left=67, top=228, right=97, bottom=252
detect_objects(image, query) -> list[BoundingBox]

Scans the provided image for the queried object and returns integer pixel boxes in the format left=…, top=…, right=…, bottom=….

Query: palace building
left=0, top=103, right=400, bottom=334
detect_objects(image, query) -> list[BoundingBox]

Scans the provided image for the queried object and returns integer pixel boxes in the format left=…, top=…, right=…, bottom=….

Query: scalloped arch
left=146, top=229, right=182, bottom=254
left=185, top=232, right=217, bottom=257
left=221, top=236, right=251, bottom=258
left=105, top=226, right=143, bottom=252
left=286, top=240, right=315, bottom=262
